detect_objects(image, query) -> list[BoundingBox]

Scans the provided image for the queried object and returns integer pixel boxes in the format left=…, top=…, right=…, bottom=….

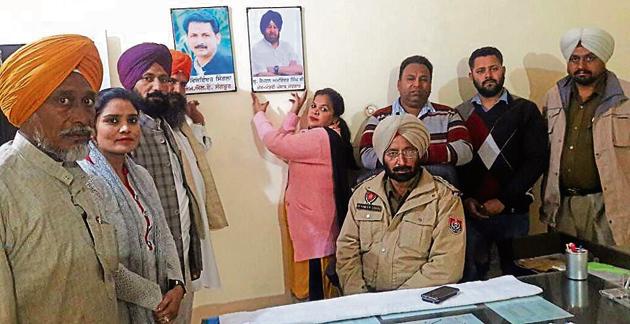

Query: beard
left=33, top=125, right=93, bottom=162
left=473, top=74, right=505, bottom=98
left=571, top=69, right=599, bottom=86
left=384, top=159, right=422, bottom=182
left=264, top=32, right=279, bottom=44
left=140, top=91, right=187, bottom=129
left=165, top=92, right=187, bottom=129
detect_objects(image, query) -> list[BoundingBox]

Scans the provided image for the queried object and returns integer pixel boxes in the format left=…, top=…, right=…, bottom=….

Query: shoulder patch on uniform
left=448, top=216, right=463, bottom=234
left=432, top=176, right=462, bottom=196
left=365, top=190, right=378, bottom=204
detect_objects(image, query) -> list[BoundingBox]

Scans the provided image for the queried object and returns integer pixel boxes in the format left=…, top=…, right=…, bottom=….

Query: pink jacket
left=254, top=111, right=338, bottom=261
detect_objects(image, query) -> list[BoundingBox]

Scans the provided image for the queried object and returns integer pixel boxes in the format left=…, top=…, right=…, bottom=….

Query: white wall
left=2, top=0, right=629, bottom=308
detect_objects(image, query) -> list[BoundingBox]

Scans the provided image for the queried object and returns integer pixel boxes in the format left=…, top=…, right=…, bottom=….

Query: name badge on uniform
left=356, top=203, right=382, bottom=212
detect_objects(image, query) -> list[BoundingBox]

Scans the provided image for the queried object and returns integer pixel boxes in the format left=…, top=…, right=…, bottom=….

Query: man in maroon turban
left=118, top=42, right=227, bottom=324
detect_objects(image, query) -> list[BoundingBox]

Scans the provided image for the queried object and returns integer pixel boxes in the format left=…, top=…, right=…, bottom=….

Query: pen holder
left=566, top=279, right=589, bottom=308
left=566, top=249, right=588, bottom=280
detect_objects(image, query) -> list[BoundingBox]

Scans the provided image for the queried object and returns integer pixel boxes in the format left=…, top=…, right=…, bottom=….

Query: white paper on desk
left=486, top=296, right=572, bottom=323
left=220, top=275, right=543, bottom=324
left=405, top=313, right=484, bottom=324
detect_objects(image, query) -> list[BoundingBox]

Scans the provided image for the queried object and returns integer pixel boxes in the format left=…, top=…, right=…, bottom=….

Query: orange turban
left=0, top=34, right=103, bottom=127
left=170, top=49, right=192, bottom=80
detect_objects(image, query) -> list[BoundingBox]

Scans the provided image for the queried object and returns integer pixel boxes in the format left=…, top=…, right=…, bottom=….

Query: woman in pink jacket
left=252, top=89, right=356, bottom=300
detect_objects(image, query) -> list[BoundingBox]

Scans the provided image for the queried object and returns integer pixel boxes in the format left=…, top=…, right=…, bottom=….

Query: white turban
left=373, top=114, right=430, bottom=164
left=560, top=27, right=615, bottom=63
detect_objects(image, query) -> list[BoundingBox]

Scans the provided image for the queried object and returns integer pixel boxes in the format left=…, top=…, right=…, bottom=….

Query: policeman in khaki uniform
left=337, top=114, right=466, bottom=295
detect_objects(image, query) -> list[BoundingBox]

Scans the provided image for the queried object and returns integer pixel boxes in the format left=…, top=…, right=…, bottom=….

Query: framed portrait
left=0, top=44, right=24, bottom=145
left=171, top=6, right=237, bottom=94
left=0, top=44, right=24, bottom=66
left=247, top=6, right=306, bottom=92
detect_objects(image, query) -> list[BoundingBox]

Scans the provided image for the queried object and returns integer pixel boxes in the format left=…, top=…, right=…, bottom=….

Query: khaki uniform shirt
left=0, top=133, right=118, bottom=323
left=336, top=170, right=466, bottom=295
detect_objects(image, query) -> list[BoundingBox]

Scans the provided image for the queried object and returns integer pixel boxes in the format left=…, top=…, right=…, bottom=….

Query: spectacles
left=568, top=54, right=598, bottom=64
left=384, top=148, right=419, bottom=159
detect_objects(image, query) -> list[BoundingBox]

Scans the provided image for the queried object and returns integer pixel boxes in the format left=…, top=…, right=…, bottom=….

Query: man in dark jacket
left=455, top=46, right=549, bottom=281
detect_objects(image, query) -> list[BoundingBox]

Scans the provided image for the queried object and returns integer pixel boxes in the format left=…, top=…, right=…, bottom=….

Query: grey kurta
left=0, top=133, right=118, bottom=323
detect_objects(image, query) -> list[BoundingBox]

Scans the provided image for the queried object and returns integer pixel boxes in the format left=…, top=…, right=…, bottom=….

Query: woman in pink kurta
left=252, top=89, right=355, bottom=300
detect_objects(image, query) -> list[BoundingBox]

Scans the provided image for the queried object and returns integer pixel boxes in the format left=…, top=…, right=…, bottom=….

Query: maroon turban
left=117, top=43, right=172, bottom=90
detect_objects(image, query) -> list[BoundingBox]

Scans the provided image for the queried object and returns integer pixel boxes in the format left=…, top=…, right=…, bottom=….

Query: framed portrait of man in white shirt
left=171, top=6, right=237, bottom=94
left=247, top=6, right=306, bottom=92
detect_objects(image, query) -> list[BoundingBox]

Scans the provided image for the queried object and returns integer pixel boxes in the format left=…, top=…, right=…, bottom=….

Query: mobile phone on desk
left=421, top=286, right=460, bottom=304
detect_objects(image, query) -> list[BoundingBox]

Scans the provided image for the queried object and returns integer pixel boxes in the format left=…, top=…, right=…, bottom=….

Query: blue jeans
left=462, top=212, right=529, bottom=281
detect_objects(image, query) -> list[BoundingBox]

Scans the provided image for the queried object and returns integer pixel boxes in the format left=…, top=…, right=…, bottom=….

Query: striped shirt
left=359, top=98, right=473, bottom=172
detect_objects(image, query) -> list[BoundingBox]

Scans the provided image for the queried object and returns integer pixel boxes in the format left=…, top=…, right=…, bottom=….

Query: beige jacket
left=336, top=170, right=465, bottom=295
left=180, top=122, right=228, bottom=231
left=1, top=134, right=118, bottom=323
left=541, top=71, right=630, bottom=246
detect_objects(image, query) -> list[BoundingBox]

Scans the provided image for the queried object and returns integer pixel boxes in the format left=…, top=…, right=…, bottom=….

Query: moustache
left=392, top=166, right=412, bottom=172
left=574, top=69, right=592, bottom=75
left=59, top=126, right=95, bottom=138
left=146, top=91, right=169, bottom=101
left=482, top=79, right=497, bottom=86
left=194, top=44, right=208, bottom=49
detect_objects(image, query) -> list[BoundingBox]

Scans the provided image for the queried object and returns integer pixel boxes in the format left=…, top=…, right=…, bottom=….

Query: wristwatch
left=273, top=65, right=280, bottom=75
left=168, top=279, right=187, bottom=295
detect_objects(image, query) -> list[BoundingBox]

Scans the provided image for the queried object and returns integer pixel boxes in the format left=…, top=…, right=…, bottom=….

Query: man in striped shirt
left=359, top=55, right=472, bottom=186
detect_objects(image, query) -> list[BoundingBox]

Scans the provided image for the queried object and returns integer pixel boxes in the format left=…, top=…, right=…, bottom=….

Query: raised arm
left=251, top=92, right=328, bottom=163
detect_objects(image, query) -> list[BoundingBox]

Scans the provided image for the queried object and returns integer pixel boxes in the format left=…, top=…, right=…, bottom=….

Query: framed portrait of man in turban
left=171, top=6, right=237, bottom=94
left=247, top=6, right=306, bottom=92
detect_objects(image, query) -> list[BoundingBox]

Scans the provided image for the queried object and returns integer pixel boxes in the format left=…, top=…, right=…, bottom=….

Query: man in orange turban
left=169, top=49, right=205, bottom=126
left=0, top=34, right=118, bottom=323
left=170, top=49, right=192, bottom=93
left=0, top=34, right=102, bottom=127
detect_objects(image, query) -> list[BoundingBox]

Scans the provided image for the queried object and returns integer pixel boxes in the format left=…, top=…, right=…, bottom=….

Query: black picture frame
left=246, top=6, right=306, bottom=92
left=0, top=44, right=24, bottom=145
